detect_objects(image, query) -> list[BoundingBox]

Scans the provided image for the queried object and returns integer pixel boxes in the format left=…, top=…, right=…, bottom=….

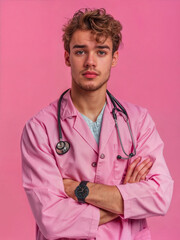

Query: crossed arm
left=63, top=157, right=153, bottom=225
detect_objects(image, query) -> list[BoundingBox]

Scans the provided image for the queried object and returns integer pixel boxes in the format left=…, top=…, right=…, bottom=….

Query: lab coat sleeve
left=21, top=119, right=100, bottom=239
left=116, top=109, right=174, bottom=219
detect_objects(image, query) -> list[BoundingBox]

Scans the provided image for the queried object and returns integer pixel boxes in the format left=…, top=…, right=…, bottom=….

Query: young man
left=21, top=9, right=173, bottom=240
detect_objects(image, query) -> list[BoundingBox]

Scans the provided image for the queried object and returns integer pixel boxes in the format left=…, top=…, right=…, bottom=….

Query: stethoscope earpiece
left=56, top=141, right=70, bottom=155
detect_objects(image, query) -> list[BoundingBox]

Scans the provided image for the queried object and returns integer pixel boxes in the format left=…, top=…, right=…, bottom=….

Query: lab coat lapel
left=73, top=114, right=99, bottom=154
left=61, top=90, right=98, bottom=153
left=99, top=96, right=115, bottom=152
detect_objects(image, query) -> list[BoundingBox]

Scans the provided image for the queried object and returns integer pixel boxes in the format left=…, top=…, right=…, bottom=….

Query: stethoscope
left=56, top=89, right=136, bottom=160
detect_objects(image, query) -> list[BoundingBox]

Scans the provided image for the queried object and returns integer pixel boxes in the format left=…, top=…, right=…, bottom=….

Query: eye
left=75, top=50, right=85, bottom=55
left=97, top=51, right=107, bottom=56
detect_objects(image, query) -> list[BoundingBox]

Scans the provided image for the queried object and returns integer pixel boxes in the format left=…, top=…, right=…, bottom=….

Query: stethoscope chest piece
left=56, top=141, right=70, bottom=155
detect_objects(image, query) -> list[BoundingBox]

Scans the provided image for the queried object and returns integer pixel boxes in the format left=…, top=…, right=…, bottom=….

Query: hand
left=63, top=179, right=79, bottom=200
left=123, top=157, right=153, bottom=184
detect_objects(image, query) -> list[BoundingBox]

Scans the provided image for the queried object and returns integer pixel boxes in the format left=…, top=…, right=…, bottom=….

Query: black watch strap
left=80, top=181, right=89, bottom=187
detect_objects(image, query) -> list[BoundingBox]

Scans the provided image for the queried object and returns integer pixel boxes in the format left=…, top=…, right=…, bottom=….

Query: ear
left=112, top=51, right=118, bottom=67
left=64, top=51, right=71, bottom=67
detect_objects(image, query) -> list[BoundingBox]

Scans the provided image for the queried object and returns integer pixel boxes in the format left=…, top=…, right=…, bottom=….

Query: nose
left=84, top=53, right=96, bottom=68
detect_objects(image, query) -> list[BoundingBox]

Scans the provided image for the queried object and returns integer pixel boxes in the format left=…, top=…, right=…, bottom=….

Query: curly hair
left=62, top=8, right=123, bottom=54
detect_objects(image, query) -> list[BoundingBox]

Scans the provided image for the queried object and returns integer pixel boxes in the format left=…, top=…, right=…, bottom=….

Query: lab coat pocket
left=134, top=228, right=151, bottom=240
left=114, top=144, right=129, bottom=182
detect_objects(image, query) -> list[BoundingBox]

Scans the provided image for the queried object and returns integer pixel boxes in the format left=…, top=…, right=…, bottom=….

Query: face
left=65, top=30, right=118, bottom=92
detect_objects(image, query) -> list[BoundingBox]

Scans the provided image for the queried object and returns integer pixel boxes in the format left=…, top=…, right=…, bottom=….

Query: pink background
left=0, top=0, right=179, bottom=239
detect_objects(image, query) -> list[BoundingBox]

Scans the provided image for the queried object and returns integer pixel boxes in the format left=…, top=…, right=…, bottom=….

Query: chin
left=80, top=85, right=102, bottom=92
left=78, top=80, right=108, bottom=92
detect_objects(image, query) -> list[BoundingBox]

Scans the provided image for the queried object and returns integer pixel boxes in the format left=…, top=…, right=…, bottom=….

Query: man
left=21, top=8, right=173, bottom=240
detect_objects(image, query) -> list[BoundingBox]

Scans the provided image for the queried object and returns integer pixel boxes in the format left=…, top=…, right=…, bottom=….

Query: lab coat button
left=92, top=162, right=97, bottom=167
left=100, top=153, right=105, bottom=159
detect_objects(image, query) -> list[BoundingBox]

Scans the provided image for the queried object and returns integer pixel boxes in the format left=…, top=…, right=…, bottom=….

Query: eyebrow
left=72, top=44, right=111, bottom=50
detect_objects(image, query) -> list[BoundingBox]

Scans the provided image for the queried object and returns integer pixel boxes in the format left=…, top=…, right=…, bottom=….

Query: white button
left=92, top=162, right=97, bottom=167
left=100, top=153, right=105, bottom=159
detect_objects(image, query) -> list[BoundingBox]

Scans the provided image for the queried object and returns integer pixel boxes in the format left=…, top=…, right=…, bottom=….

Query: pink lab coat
left=21, top=90, right=173, bottom=240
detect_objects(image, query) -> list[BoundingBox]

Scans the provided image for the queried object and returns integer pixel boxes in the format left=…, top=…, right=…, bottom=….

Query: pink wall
left=0, top=0, right=179, bottom=239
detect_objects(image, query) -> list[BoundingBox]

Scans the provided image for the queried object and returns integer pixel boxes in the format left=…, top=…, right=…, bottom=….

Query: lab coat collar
left=60, top=89, right=114, bottom=121
left=60, top=89, right=78, bottom=120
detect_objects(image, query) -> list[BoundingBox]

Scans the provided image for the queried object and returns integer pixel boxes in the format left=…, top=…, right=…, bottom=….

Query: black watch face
left=75, top=185, right=89, bottom=200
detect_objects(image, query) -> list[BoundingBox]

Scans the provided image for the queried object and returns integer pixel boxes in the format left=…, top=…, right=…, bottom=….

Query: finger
left=123, top=157, right=141, bottom=184
left=140, top=168, right=151, bottom=181
left=131, top=159, right=152, bottom=182
left=136, top=162, right=153, bottom=182
left=129, top=158, right=152, bottom=183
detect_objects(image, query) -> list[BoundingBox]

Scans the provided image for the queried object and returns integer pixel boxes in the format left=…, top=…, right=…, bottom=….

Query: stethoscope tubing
left=107, top=90, right=136, bottom=159
left=56, top=89, right=136, bottom=159
left=57, top=88, right=70, bottom=140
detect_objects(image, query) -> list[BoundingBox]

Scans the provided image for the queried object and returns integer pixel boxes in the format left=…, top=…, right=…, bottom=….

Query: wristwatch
left=74, top=181, right=89, bottom=203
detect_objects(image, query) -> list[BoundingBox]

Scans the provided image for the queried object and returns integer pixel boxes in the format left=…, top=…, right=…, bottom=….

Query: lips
left=82, top=71, right=98, bottom=79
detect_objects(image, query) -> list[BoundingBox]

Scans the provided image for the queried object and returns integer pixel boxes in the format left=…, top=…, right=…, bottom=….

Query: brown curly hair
left=62, top=8, right=123, bottom=54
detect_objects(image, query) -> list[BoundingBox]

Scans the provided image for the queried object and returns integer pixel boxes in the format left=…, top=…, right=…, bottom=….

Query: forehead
left=70, top=30, right=113, bottom=49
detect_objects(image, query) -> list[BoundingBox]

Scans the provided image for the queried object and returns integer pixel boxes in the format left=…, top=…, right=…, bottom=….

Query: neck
left=70, top=85, right=107, bottom=122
